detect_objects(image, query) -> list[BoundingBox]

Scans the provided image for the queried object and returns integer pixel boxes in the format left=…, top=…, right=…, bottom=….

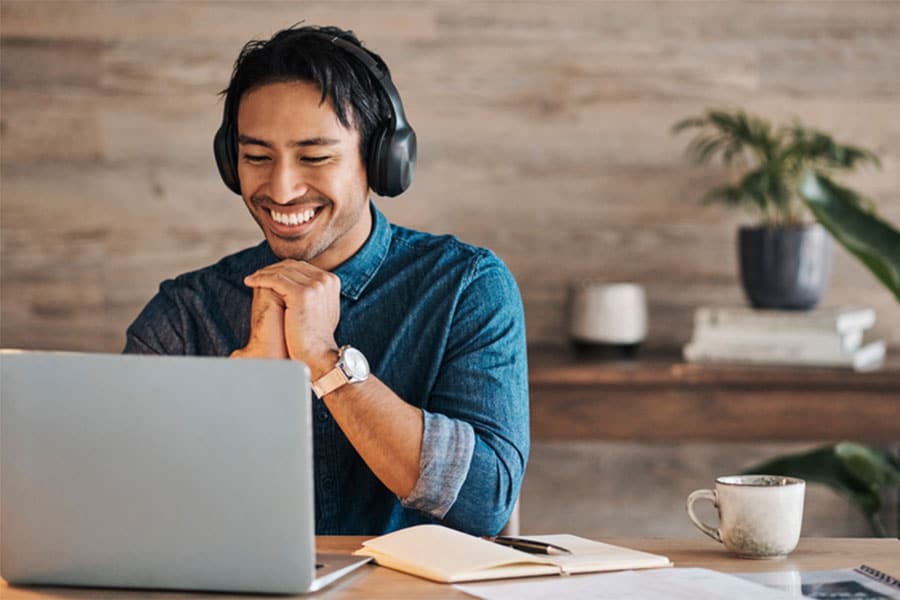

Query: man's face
left=236, top=81, right=371, bottom=269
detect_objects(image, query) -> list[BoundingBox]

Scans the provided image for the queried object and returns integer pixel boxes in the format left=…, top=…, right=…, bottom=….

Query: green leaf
left=671, top=117, right=708, bottom=133
left=701, top=185, right=747, bottom=207
left=788, top=127, right=881, bottom=170
left=740, top=169, right=770, bottom=212
left=694, top=137, right=726, bottom=164
left=742, top=444, right=883, bottom=515
left=800, top=172, right=900, bottom=302
left=673, top=109, right=882, bottom=225
left=686, top=135, right=727, bottom=165
left=721, top=140, right=746, bottom=166
left=836, top=442, right=900, bottom=488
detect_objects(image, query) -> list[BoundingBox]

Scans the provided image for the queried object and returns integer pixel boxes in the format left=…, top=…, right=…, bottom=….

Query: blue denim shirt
left=124, top=204, right=529, bottom=536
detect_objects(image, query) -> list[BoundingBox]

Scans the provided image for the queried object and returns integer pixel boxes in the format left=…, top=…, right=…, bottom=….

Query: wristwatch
left=311, top=345, right=370, bottom=398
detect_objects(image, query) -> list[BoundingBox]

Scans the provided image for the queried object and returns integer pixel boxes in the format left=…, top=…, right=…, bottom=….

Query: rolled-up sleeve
left=399, top=251, right=529, bottom=536
left=400, top=411, right=475, bottom=518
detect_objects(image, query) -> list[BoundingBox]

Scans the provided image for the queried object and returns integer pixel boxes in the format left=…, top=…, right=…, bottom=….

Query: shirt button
left=317, top=410, right=330, bottom=422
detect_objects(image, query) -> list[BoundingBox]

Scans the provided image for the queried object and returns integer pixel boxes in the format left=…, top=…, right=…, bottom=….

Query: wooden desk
left=528, top=347, right=900, bottom=442
left=3, top=537, right=898, bottom=599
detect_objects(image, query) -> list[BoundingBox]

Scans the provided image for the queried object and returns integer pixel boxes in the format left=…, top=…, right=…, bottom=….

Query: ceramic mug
left=686, top=475, right=805, bottom=559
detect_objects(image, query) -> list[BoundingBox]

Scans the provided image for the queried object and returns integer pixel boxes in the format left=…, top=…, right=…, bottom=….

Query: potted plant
left=673, top=109, right=881, bottom=309
left=743, top=178, right=900, bottom=536
left=674, top=111, right=900, bottom=537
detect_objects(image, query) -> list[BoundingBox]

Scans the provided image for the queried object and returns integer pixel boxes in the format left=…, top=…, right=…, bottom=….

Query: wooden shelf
left=528, top=346, right=900, bottom=442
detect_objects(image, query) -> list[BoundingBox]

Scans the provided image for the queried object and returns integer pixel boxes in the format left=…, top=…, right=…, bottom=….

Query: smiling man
left=124, top=25, right=529, bottom=536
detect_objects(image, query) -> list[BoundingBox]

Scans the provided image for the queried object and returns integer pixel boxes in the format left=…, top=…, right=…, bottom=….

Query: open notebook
left=353, top=525, right=672, bottom=583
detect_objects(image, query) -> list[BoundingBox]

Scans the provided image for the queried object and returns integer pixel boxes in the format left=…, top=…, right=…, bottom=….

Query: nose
left=268, top=159, right=309, bottom=204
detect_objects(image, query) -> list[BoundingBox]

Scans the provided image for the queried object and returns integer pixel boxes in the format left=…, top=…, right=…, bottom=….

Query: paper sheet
left=454, top=567, right=797, bottom=600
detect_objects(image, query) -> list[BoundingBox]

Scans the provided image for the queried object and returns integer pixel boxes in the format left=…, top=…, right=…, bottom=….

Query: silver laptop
left=0, top=350, right=370, bottom=594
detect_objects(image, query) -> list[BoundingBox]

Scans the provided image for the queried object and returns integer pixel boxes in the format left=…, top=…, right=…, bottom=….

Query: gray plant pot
left=738, top=224, right=833, bottom=310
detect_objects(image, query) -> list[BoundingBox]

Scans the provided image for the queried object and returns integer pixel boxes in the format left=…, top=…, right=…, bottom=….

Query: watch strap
left=311, top=366, right=349, bottom=398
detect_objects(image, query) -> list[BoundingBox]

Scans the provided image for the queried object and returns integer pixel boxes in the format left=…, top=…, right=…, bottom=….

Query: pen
left=488, top=536, right=572, bottom=555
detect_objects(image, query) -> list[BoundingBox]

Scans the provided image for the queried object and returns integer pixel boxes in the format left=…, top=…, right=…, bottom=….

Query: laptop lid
left=0, top=350, right=342, bottom=594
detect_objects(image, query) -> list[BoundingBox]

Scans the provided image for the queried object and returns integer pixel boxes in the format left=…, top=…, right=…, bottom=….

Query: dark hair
left=220, top=24, right=392, bottom=160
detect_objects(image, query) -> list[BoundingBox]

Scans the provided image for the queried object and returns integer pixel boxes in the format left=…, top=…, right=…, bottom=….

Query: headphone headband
left=327, top=36, right=412, bottom=133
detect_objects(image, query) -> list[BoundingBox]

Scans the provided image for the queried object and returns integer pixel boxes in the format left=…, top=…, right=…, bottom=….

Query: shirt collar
left=333, top=201, right=392, bottom=300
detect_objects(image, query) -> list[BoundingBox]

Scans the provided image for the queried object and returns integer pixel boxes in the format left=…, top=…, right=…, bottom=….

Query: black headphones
left=213, top=33, right=416, bottom=198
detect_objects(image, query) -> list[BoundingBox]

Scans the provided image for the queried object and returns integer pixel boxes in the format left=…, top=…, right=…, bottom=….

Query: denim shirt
left=124, top=204, right=529, bottom=536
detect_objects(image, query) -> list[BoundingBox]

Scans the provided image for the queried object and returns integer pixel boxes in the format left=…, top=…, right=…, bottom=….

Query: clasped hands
left=230, top=260, right=341, bottom=378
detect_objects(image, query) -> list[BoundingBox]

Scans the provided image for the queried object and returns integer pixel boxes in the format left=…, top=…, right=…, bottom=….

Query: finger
left=249, top=287, right=283, bottom=328
left=252, top=285, right=285, bottom=310
left=246, top=268, right=317, bottom=289
left=246, top=273, right=311, bottom=306
left=245, top=259, right=329, bottom=283
left=245, top=269, right=339, bottom=297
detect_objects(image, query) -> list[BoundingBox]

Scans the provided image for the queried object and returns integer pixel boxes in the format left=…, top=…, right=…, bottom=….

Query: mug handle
left=686, top=489, right=721, bottom=543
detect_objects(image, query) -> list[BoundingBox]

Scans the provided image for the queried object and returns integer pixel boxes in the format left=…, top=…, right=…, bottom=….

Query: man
left=124, top=25, right=528, bottom=537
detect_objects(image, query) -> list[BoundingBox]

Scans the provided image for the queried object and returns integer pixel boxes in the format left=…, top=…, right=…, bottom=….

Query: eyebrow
left=237, top=134, right=341, bottom=148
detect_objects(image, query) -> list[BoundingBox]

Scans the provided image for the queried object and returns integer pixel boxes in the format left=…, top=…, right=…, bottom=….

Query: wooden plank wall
left=2, top=0, right=899, bottom=353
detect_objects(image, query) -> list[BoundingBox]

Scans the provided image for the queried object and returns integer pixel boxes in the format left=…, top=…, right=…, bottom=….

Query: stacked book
left=683, top=306, right=886, bottom=371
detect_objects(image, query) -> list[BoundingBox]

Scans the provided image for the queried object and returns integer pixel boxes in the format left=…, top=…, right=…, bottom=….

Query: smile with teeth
left=269, top=207, right=319, bottom=226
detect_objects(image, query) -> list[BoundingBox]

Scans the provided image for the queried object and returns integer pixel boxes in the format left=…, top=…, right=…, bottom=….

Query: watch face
left=341, top=347, right=370, bottom=380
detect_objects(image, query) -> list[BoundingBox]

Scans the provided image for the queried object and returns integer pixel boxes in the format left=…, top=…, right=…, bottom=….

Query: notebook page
left=524, top=534, right=672, bottom=573
left=355, top=524, right=556, bottom=582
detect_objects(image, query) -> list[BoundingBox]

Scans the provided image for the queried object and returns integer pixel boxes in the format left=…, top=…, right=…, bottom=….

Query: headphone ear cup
left=368, top=124, right=417, bottom=198
left=214, top=122, right=242, bottom=195
left=366, top=125, right=390, bottom=197
left=388, top=125, right=416, bottom=196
